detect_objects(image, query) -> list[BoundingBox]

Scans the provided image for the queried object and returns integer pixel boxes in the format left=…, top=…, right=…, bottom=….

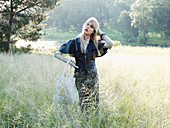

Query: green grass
left=41, top=28, right=80, bottom=42
left=101, top=27, right=123, bottom=41
left=41, top=27, right=123, bottom=43
left=0, top=46, right=170, bottom=127
left=148, top=32, right=170, bottom=44
left=41, top=27, right=170, bottom=46
left=148, top=36, right=170, bottom=44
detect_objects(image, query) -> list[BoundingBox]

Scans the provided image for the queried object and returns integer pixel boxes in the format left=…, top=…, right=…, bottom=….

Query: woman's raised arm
left=98, top=28, right=114, bottom=49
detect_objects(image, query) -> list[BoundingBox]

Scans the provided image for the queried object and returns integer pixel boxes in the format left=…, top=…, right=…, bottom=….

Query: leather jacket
left=59, top=37, right=108, bottom=76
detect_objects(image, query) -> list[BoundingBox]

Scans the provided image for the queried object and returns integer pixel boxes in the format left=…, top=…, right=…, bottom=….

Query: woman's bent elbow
left=54, top=51, right=61, bottom=58
left=104, top=41, right=114, bottom=48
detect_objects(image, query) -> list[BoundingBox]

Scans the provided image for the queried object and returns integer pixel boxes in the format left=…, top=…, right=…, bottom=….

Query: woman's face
left=84, top=21, right=94, bottom=35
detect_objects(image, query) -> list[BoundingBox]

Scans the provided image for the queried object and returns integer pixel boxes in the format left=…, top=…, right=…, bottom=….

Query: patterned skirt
left=74, top=71, right=99, bottom=111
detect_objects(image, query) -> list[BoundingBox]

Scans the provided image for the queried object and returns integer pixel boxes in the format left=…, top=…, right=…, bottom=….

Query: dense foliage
left=0, top=0, right=61, bottom=51
left=45, top=0, right=170, bottom=43
left=0, top=0, right=170, bottom=51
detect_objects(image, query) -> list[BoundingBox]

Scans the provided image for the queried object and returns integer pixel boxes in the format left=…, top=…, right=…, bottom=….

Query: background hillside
left=42, top=0, right=170, bottom=46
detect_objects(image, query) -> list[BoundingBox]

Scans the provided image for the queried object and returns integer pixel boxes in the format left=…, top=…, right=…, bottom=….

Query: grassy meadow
left=42, top=28, right=170, bottom=45
left=0, top=46, right=170, bottom=127
left=41, top=28, right=124, bottom=42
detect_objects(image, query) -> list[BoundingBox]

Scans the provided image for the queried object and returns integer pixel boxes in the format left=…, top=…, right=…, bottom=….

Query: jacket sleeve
left=59, top=38, right=78, bottom=56
left=97, top=41, right=108, bottom=57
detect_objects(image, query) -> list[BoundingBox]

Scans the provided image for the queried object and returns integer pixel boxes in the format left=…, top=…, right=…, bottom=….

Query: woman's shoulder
left=74, top=37, right=80, bottom=43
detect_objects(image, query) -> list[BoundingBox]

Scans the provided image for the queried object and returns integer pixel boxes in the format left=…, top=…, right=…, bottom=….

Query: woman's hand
left=97, top=28, right=104, bottom=35
left=69, top=60, right=79, bottom=68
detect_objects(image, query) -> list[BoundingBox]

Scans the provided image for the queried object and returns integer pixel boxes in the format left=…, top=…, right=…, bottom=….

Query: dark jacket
left=59, top=37, right=108, bottom=76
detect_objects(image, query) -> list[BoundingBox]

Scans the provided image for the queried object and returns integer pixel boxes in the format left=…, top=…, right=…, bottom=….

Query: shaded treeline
left=46, top=0, right=170, bottom=44
left=0, top=0, right=169, bottom=52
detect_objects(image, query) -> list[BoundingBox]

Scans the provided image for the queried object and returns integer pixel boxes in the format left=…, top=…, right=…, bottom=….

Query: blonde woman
left=54, top=17, right=114, bottom=111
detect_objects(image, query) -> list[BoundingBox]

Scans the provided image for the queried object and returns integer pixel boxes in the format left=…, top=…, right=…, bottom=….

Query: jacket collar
left=76, top=37, right=96, bottom=50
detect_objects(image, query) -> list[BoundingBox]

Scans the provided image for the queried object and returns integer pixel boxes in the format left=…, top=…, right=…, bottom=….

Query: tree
left=45, top=0, right=111, bottom=32
left=109, top=1, right=130, bottom=30
left=153, top=0, right=170, bottom=40
left=0, top=0, right=61, bottom=51
left=117, top=10, right=138, bottom=42
left=130, top=0, right=155, bottom=44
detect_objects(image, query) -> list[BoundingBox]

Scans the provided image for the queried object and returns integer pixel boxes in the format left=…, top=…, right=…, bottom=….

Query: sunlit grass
left=97, top=46, right=170, bottom=127
left=148, top=32, right=162, bottom=38
left=148, top=32, right=170, bottom=44
left=148, top=37, right=170, bottom=44
left=110, top=45, right=170, bottom=56
left=0, top=46, right=169, bottom=127
left=41, top=28, right=80, bottom=42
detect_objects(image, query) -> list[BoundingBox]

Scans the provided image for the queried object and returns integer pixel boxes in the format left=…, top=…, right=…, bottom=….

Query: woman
left=54, top=17, right=114, bottom=111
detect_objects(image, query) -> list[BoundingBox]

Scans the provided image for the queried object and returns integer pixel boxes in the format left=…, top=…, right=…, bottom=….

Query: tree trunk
left=8, top=0, right=13, bottom=42
left=163, top=30, right=168, bottom=40
left=143, top=30, right=146, bottom=44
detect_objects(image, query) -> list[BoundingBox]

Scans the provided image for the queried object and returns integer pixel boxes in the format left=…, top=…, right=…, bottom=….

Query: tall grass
left=97, top=46, right=170, bottom=127
left=0, top=46, right=170, bottom=127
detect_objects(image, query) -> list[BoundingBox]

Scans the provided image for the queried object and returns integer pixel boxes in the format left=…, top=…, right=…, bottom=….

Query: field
left=0, top=46, right=170, bottom=127
left=41, top=28, right=170, bottom=45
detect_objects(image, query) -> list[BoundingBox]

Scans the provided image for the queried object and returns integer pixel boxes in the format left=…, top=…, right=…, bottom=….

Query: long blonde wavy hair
left=80, top=17, right=100, bottom=55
